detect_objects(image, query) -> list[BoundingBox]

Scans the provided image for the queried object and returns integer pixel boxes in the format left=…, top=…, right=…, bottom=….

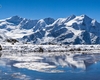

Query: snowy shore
left=1, top=42, right=100, bottom=52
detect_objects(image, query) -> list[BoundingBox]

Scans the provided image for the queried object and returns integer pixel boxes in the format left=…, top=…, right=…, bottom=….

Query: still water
left=0, top=52, right=100, bottom=80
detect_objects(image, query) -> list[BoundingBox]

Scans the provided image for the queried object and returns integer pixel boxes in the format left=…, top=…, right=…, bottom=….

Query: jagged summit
left=66, top=14, right=76, bottom=20
left=80, top=14, right=92, bottom=23
left=6, top=15, right=22, bottom=20
left=6, top=15, right=23, bottom=25
left=80, top=14, right=88, bottom=17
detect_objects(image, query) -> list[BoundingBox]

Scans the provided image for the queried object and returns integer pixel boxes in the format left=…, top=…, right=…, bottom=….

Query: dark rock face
left=0, top=52, right=2, bottom=57
left=34, top=47, right=44, bottom=52
left=44, top=18, right=55, bottom=25
left=5, top=39, right=18, bottom=45
left=0, top=45, right=2, bottom=51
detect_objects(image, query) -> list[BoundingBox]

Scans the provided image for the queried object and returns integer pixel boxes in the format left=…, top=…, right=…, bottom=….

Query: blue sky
left=0, top=0, right=100, bottom=21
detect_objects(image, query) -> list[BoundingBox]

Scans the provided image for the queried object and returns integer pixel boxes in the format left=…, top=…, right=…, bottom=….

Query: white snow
left=65, top=15, right=84, bottom=26
left=0, top=14, right=100, bottom=45
left=52, top=18, right=67, bottom=26
left=65, top=26, right=82, bottom=35
left=5, top=29, right=34, bottom=38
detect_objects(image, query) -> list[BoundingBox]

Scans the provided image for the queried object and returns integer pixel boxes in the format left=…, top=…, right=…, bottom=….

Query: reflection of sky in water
left=0, top=52, right=100, bottom=80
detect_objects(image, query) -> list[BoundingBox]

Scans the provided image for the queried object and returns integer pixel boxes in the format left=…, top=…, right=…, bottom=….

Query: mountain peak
left=80, top=14, right=91, bottom=20
left=69, top=14, right=76, bottom=18
left=6, top=15, right=22, bottom=20
left=75, top=14, right=92, bottom=25
left=44, top=17, right=55, bottom=25
left=81, top=14, right=88, bottom=17
left=91, top=19, right=99, bottom=26
left=65, top=15, right=76, bottom=23
left=11, top=15, right=21, bottom=19
left=44, top=17, right=54, bottom=20
left=38, top=19, right=45, bottom=23
left=6, top=15, right=23, bottom=25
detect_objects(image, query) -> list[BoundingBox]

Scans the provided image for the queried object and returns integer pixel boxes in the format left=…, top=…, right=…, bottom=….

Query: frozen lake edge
left=1, top=43, right=100, bottom=52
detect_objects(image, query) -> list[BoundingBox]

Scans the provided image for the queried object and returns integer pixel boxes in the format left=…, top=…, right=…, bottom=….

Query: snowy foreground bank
left=1, top=43, right=100, bottom=52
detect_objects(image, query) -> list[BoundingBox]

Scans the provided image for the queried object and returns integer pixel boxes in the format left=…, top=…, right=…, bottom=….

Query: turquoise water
left=0, top=52, right=100, bottom=80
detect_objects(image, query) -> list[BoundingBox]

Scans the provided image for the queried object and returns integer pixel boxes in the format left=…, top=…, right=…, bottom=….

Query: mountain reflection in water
left=0, top=52, right=100, bottom=80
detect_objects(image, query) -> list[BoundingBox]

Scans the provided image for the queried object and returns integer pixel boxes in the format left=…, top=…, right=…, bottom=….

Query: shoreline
left=1, top=43, right=100, bottom=53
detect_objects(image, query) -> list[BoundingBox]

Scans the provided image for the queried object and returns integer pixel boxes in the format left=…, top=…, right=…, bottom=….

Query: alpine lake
left=0, top=51, right=100, bottom=80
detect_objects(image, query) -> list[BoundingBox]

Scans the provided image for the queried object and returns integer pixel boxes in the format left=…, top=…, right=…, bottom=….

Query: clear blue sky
left=0, top=0, right=100, bottom=21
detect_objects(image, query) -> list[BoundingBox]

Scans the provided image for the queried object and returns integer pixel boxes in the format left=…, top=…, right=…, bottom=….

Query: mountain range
left=0, top=14, right=100, bottom=44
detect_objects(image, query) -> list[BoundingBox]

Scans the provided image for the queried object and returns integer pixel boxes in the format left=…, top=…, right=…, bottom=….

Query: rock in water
left=0, top=45, right=2, bottom=51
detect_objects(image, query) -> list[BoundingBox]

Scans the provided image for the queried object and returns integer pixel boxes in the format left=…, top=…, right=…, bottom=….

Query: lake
left=0, top=52, right=100, bottom=80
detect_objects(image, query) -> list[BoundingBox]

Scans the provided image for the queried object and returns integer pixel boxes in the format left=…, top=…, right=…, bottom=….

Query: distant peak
left=36, top=19, right=46, bottom=25
left=91, top=19, right=98, bottom=26
left=78, top=14, right=92, bottom=22
left=69, top=14, right=76, bottom=18
left=12, top=15, right=19, bottom=17
left=38, top=19, right=45, bottom=22
left=81, top=14, right=87, bottom=17
left=67, top=14, right=76, bottom=19
left=44, top=17, right=54, bottom=20
left=80, top=14, right=90, bottom=19
left=92, top=19, right=96, bottom=22
left=11, top=15, right=23, bottom=19
left=6, top=15, right=23, bottom=20
left=63, top=14, right=76, bottom=23
left=6, top=15, right=23, bottom=25
left=44, top=17, right=55, bottom=25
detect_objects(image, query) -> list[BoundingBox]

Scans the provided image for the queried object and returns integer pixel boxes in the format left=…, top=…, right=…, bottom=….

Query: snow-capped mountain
left=0, top=15, right=100, bottom=44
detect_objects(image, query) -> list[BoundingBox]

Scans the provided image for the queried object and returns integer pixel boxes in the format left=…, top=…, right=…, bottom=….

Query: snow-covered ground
left=1, top=42, right=100, bottom=52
